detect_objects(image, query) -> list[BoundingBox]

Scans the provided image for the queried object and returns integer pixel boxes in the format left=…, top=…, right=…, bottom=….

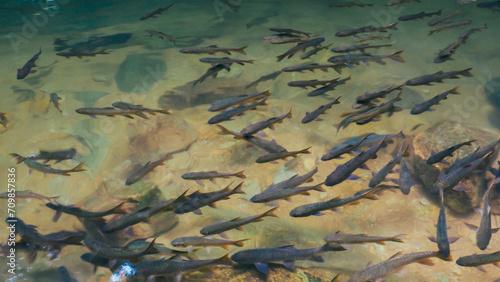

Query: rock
left=114, top=53, right=166, bottom=93
left=409, top=120, right=498, bottom=213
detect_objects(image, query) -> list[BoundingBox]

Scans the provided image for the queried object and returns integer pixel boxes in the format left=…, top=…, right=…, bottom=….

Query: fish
left=216, top=125, right=288, bottom=153
left=348, top=251, right=452, bottom=282
left=15, top=158, right=85, bottom=176
left=192, top=64, right=231, bottom=86
left=207, top=97, right=268, bottom=124
left=111, top=101, right=170, bottom=115
left=328, top=51, right=405, bottom=66
left=83, top=237, right=157, bottom=259
left=75, top=107, right=148, bottom=119
left=56, top=48, right=109, bottom=58
left=246, top=71, right=282, bottom=89
left=0, top=190, right=60, bottom=201
left=240, top=110, right=292, bottom=136
left=301, top=97, right=341, bottom=123
left=330, top=41, right=395, bottom=53
left=434, top=40, right=461, bottom=63
left=369, top=144, right=408, bottom=187
left=46, top=201, right=125, bottom=222
left=355, top=34, right=392, bottom=43
left=456, top=0, right=476, bottom=4
left=269, top=28, right=311, bottom=36
left=230, top=244, right=346, bottom=274
left=307, top=76, right=351, bottom=97
left=337, top=107, right=383, bottom=131
left=276, top=37, right=325, bottom=62
left=179, top=45, right=247, bottom=55
left=10, top=148, right=77, bottom=164
left=459, top=24, right=487, bottom=43
left=0, top=112, right=7, bottom=128
left=256, top=147, right=312, bottom=163
left=209, top=90, right=271, bottom=112
left=282, top=63, right=345, bottom=74
left=53, top=33, right=132, bottom=52
left=289, top=187, right=380, bottom=217
left=182, top=171, right=246, bottom=185
left=174, top=182, right=245, bottom=215
left=428, top=10, right=461, bottom=26
left=329, top=2, right=373, bottom=7
left=17, top=48, right=41, bottom=80
left=324, top=232, right=404, bottom=245
left=456, top=251, right=500, bottom=271
left=145, top=29, right=176, bottom=45
left=57, top=266, right=75, bottom=282
left=476, top=0, right=500, bottom=8
left=429, top=20, right=472, bottom=35
left=262, top=33, right=311, bottom=44
left=288, top=79, right=339, bottom=89
left=250, top=183, right=324, bottom=203
left=125, top=154, right=171, bottom=186
left=325, top=137, right=387, bottom=187
left=328, top=131, right=404, bottom=154
left=322, top=133, right=374, bottom=161
left=428, top=190, right=454, bottom=258
left=385, top=0, right=421, bottom=6
left=101, top=191, right=187, bottom=234
left=300, top=43, right=333, bottom=60
left=426, top=140, right=475, bottom=164
left=399, top=158, right=414, bottom=195
left=446, top=138, right=500, bottom=175
left=266, top=167, right=319, bottom=192
left=353, top=91, right=403, bottom=125
left=398, top=9, right=442, bottom=21
left=200, top=207, right=278, bottom=236
left=80, top=253, right=125, bottom=273
left=170, top=236, right=249, bottom=253
left=405, top=68, right=473, bottom=86
left=355, top=84, right=404, bottom=105
left=411, top=87, right=461, bottom=114
left=335, top=22, right=398, bottom=37
left=50, top=93, right=62, bottom=113
left=200, top=57, right=255, bottom=66
left=140, top=3, right=175, bottom=20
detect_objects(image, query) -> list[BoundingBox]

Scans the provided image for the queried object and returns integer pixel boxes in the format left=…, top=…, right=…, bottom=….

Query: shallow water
left=0, top=0, right=499, bottom=281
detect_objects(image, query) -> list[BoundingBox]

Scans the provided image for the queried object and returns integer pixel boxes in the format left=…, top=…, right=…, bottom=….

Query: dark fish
left=348, top=251, right=451, bottom=282
left=398, top=9, right=442, bottom=21
left=15, top=158, right=85, bottom=176
left=101, top=191, right=187, bottom=234
left=405, top=68, right=473, bottom=86
left=428, top=10, right=461, bottom=26
left=256, top=147, right=312, bottom=163
left=289, top=187, right=379, bottom=217
left=56, top=48, right=109, bottom=58
left=53, top=33, right=132, bottom=52
left=231, top=244, right=346, bottom=274
left=300, top=43, right=332, bottom=60
left=80, top=253, right=124, bottom=273
left=307, top=77, right=351, bottom=97
left=174, top=182, right=245, bottom=215
left=426, top=140, right=475, bottom=164
left=145, top=29, right=176, bottom=45
left=262, top=33, right=311, bottom=44
left=456, top=251, right=500, bottom=270
left=355, top=34, right=392, bottom=43
left=10, top=148, right=76, bottom=164
left=182, top=171, right=246, bottom=185
left=200, top=208, right=278, bottom=236
left=335, top=23, right=398, bottom=37
left=125, top=154, right=171, bottom=186
left=269, top=28, right=311, bottom=36
left=282, top=63, right=344, bottom=74
left=209, top=90, right=271, bottom=112
left=288, top=79, right=339, bottom=89
left=192, top=64, right=231, bottom=86
left=50, top=93, right=63, bottom=113
left=399, top=158, right=414, bottom=195
left=410, top=87, right=460, bottom=114
left=46, top=201, right=125, bottom=222
left=348, top=91, right=403, bottom=126
left=171, top=236, right=249, bottom=253
left=329, top=2, right=373, bottom=7
left=17, top=48, right=41, bottom=79
left=266, top=167, right=319, bottom=192
left=246, top=71, right=282, bottom=89
left=324, top=232, right=404, bottom=245
left=0, top=190, right=60, bottom=201
left=355, top=84, right=404, bottom=105
left=240, top=110, right=292, bottom=136
left=301, top=97, right=341, bottom=123
left=207, top=97, right=268, bottom=124
left=330, top=41, right=395, bottom=53
left=216, top=125, right=288, bottom=153
left=83, top=237, right=156, bottom=259
left=179, top=45, right=247, bottom=55
left=385, top=0, right=420, bottom=6
left=325, top=137, right=387, bottom=187
left=477, top=0, right=500, bottom=8
left=429, top=20, right=472, bottom=36
left=276, top=37, right=325, bottom=62
left=434, top=40, right=461, bottom=63
left=328, top=51, right=405, bottom=66
left=200, top=57, right=255, bottom=66
left=0, top=112, right=7, bottom=128
left=459, top=24, right=487, bottom=43
left=75, top=107, right=148, bottom=119
left=428, top=191, right=453, bottom=258
left=328, top=131, right=404, bottom=154
left=369, top=144, right=408, bottom=187
left=322, top=133, right=373, bottom=161
left=140, top=3, right=175, bottom=20
left=251, top=183, right=324, bottom=203
left=112, top=101, right=170, bottom=115
left=57, top=266, right=75, bottom=282
left=446, top=138, right=500, bottom=175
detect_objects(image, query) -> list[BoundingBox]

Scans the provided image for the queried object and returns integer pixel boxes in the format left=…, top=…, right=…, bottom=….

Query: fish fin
left=235, top=226, right=245, bottom=231
left=52, top=211, right=62, bottom=222
left=388, top=251, right=403, bottom=260
left=255, top=262, right=269, bottom=274
left=187, top=246, right=194, bottom=254
left=193, top=209, right=203, bottom=215
left=195, top=180, right=204, bottom=186
left=417, top=258, right=434, bottom=266
left=475, top=266, right=487, bottom=273
left=313, top=213, right=325, bottom=216
left=208, top=202, right=217, bottom=208
left=209, top=178, right=217, bottom=184
left=219, top=232, right=229, bottom=239
left=452, top=184, right=468, bottom=192
left=449, top=236, right=460, bottom=244
left=391, top=234, right=405, bottom=243
left=341, top=244, right=353, bottom=250
left=492, top=227, right=500, bottom=234
left=428, top=236, right=437, bottom=243
left=235, top=238, right=250, bottom=247
left=375, top=241, right=386, bottom=245
left=366, top=261, right=373, bottom=268
left=263, top=207, right=279, bottom=218
left=348, top=174, right=360, bottom=181
left=205, top=247, right=212, bottom=253
left=282, top=261, right=296, bottom=270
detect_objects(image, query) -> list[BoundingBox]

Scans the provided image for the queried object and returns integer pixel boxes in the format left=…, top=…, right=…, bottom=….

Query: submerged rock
left=115, top=53, right=166, bottom=93
left=409, top=120, right=498, bottom=213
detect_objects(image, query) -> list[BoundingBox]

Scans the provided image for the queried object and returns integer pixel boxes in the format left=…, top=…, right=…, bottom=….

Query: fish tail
left=483, top=23, right=488, bottom=29
left=135, top=111, right=149, bottom=119
left=333, top=65, right=343, bottom=74
left=301, top=147, right=313, bottom=154
left=436, top=9, right=442, bottom=15
left=231, top=182, right=246, bottom=195
left=216, top=254, right=234, bottom=265
left=287, top=108, right=293, bottom=118
left=234, top=238, right=250, bottom=247
left=322, top=242, right=346, bottom=252
left=276, top=54, right=286, bottom=62
left=450, top=86, right=460, bottom=94
left=461, top=68, right=473, bottom=77
left=174, top=190, right=190, bottom=203
left=71, top=162, right=86, bottom=172
left=261, top=89, right=272, bottom=96
left=9, top=153, right=26, bottom=163
left=436, top=251, right=453, bottom=262
left=389, top=22, right=399, bottom=30
left=215, top=125, right=236, bottom=136
left=428, top=30, right=435, bottom=36
left=109, top=202, right=127, bottom=214
left=389, top=51, right=405, bottom=63
left=234, top=170, right=246, bottom=179
left=235, top=46, right=247, bottom=55
left=464, top=140, right=475, bottom=146
left=390, top=234, right=405, bottom=243
left=154, top=109, right=171, bottom=115
left=263, top=207, right=279, bottom=218
left=144, top=238, right=157, bottom=254
left=312, top=183, right=326, bottom=192
left=100, top=48, right=109, bottom=55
